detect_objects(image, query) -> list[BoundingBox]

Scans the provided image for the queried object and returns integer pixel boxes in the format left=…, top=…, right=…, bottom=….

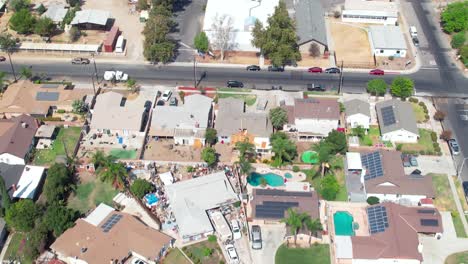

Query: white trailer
left=210, top=211, right=232, bottom=241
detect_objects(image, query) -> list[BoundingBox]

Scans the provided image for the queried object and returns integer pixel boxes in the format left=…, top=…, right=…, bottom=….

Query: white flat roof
left=335, top=235, right=353, bottom=258
left=159, top=171, right=174, bottom=186
left=165, top=171, right=239, bottom=239
left=346, top=152, right=363, bottom=170
left=210, top=211, right=231, bottom=239
left=345, top=0, right=398, bottom=14
left=343, top=9, right=398, bottom=17
left=369, top=25, right=407, bottom=50
left=203, top=0, right=279, bottom=51
left=12, top=165, right=45, bottom=199
left=84, top=203, right=115, bottom=226
left=19, top=42, right=100, bottom=52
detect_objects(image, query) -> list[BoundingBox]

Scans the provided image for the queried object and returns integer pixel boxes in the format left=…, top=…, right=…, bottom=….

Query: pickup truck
left=103, top=71, right=128, bottom=81
left=71, top=57, right=90, bottom=64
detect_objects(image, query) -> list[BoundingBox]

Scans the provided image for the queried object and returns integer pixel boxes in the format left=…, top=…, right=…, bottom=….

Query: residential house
left=215, top=98, right=273, bottom=155
left=0, top=81, right=89, bottom=118
left=286, top=0, right=328, bottom=54
left=165, top=171, right=239, bottom=243
left=334, top=203, right=443, bottom=263
left=71, top=9, right=111, bottom=29
left=203, top=0, right=278, bottom=51
left=342, top=0, right=398, bottom=25
left=0, top=163, right=25, bottom=198
left=41, top=3, right=68, bottom=24
left=149, top=94, right=213, bottom=147
left=369, top=25, right=407, bottom=57
left=282, top=98, right=340, bottom=141
left=344, top=99, right=371, bottom=129
left=51, top=203, right=174, bottom=264
left=376, top=99, right=419, bottom=143
left=0, top=115, right=38, bottom=165
left=345, top=150, right=434, bottom=204
left=90, top=91, right=146, bottom=136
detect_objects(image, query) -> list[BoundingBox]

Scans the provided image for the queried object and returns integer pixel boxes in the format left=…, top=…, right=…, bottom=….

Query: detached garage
left=369, top=25, right=407, bottom=57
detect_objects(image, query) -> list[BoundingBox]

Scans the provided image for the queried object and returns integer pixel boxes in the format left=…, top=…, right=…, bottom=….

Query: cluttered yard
left=33, top=126, right=82, bottom=165
left=182, top=238, right=224, bottom=264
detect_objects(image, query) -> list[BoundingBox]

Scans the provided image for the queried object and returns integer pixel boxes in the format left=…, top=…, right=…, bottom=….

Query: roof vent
left=81, top=247, right=87, bottom=253
left=25, top=166, right=30, bottom=171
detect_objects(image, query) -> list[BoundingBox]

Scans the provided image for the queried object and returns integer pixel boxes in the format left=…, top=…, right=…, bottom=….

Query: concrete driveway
left=421, top=212, right=468, bottom=264
left=250, top=224, right=286, bottom=264
left=403, top=155, right=456, bottom=176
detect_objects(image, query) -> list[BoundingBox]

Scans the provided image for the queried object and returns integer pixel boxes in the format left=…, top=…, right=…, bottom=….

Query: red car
left=308, top=67, right=323, bottom=73
left=369, top=69, right=385, bottom=75
left=0, top=56, right=5, bottom=62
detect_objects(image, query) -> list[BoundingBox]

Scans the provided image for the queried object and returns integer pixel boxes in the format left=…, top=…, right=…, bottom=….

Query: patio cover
left=346, top=152, right=363, bottom=170
left=159, top=171, right=174, bottom=186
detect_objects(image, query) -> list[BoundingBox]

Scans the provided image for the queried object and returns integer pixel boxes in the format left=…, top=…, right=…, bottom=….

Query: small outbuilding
left=71, top=9, right=111, bottom=29
left=369, top=26, right=407, bottom=57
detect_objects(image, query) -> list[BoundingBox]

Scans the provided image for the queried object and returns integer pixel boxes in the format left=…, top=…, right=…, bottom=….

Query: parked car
left=131, top=258, right=147, bottom=264
left=412, top=37, right=420, bottom=47
left=169, top=97, right=178, bottom=106
left=268, top=65, right=284, bottom=72
left=103, top=71, right=128, bottom=81
left=463, top=181, right=468, bottom=202
left=271, top=85, right=283, bottom=90
left=401, top=154, right=411, bottom=167
left=409, top=26, right=418, bottom=38
left=410, top=156, right=418, bottom=166
left=231, top=220, right=241, bottom=240
left=369, top=69, right=385, bottom=75
left=72, top=57, right=90, bottom=64
left=307, top=83, right=325, bottom=92
left=225, top=244, right=239, bottom=264
left=251, top=225, right=262, bottom=250
left=449, top=139, right=460, bottom=155
left=246, top=65, right=261, bottom=71
left=161, top=90, right=172, bottom=101
left=0, top=56, right=6, bottom=62
left=156, top=100, right=165, bottom=106
left=325, top=67, right=340, bottom=74
left=227, top=80, right=244, bottom=88
left=308, top=67, right=323, bottom=73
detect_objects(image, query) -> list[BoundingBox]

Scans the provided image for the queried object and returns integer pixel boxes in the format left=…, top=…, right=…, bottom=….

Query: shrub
left=9, top=9, right=36, bottom=34
left=186, top=166, right=194, bottom=172
left=433, top=142, right=439, bottom=148
left=396, top=144, right=403, bottom=151
left=451, top=32, right=466, bottom=49
left=424, top=114, right=430, bottom=121
left=440, top=130, right=452, bottom=141
left=418, top=101, right=425, bottom=107
left=37, top=4, right=46, bottom=14
left=367, top=196, right=380, bottom=205
left=409, top=97, right=419, bottom=103
left=431, top=132, right=437, bottom=142
left=69, top=26, right=81, bottom=42
left=292, top=165, right=300, bottom=172
left=203, top=247, right=213, bottom=257
left=262, top=159, right=270, bottom=164
left=208, top=235, right=217, bottom=242
left=419, top=150, right=426, bottom=155
left=233, top=201, right=241, bottom=208
left=434, top=110, right=446, bottom=121
left=57, top=109, right=66, bottom=114
left=434, top=146, right=441, bottom=153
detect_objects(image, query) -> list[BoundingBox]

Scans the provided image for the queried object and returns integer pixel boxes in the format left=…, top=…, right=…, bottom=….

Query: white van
left=115, top=35, right=125, bottom=53
left=410, top=26, right=418, bottom=38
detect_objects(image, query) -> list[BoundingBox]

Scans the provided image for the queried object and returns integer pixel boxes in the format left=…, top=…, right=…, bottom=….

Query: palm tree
left=281, top=208, right=306, bottom=246
left=98, top=162, right=128, bottom=190
left=19, top=66, right=33, bottom=80
left=91, top=150, right=107, bottom=169
left=236, top=157, right=252, bottom=176
left=235, top=139, right=256, bottom=160
left=313, top=141, right=332, bottom=178
left=303, top=215, right=323, bottom=245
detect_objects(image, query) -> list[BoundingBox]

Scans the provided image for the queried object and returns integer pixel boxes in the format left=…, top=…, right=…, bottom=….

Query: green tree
left=130, top=178, right=154, bottom=199
left=352, top=126, right=366, bottom=139
left=0, top=34, right=18, bottom=81
left=250, top=1, right=301, bottom=66
left=319, top=175, right=340, bottom=200
left=0, top=177, right=11, bottom=215
left=280, top=208, right=307, bottom=246
left=313, top=141, right=332, bottom=178
left=451, top=31, right=466, bottom=49
left=43, top=204, right=78, bottom=237
left=194, top=31, right=209, bottom=53
left=9, top=9, right=36, bottom=34
left=98, top=162, right=128, bottom=190
left=69, top=26, right=81, bottom=42
left=201, top=147, right=217, bottom=166
left=237, top=157, right=253, bottom=175
left=367, top=196, right=380, bottom=205
left=137, top=0, right=149, bottom=10
left=23, top=222, right=48, bottom=262
left=461, top=45, right=468, bottom=63
left=92, top=150, right=114, bottom=169
left=210, top=14, right=235, bottom=60
left=205, top=128, right=217, bottom=146
left=235, top=139, right=256, bottom=160
left=270, top=132, right=297, bottom=167
left=302, top=215, right=323, bottom=245
left=19, top=66, right=33, bottom=80
left=9, top=0, right=30, bottom=12
left=43, top=163, right=73, bottom=204
left=324, top=130, right=348, bottom=154
left=5, top=199, right=41, bottom=232
left=390, top=77, right=414, bottom=99
left=269, top=107, right=288, bottom=131
left=144, top=41, right=175, bottom=64
left=72, top=99, right=86, bottom=113
left=66, top=0, right=80, bottom=7
left=126, top=78, right=137, bottom=92
left=34, top=17, right=55, bottom=37
left=367, top=79, right=387, bottom=96
left=441, top=2, right=468, bottom=33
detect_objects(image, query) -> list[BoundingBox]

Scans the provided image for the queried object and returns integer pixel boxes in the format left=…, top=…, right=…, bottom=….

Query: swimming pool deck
left=326, top=202, right=370, bottom=237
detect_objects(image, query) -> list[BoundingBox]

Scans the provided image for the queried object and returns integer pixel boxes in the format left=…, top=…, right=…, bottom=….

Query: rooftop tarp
left=19, top=42, right=100, bottom=52
left=159, top=171, right=174, bottom=186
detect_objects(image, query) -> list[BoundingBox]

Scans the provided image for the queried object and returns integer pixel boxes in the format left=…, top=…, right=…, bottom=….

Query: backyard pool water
left=334, top=211, right=355, bottom=236
left=145, top=193, right=159, bottom=206
left=248, top=172, right=285, bottom=187
left=284, top=173, right=293, bottom=179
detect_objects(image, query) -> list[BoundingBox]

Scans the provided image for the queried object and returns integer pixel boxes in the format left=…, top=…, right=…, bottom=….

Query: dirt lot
left=330, top=20, right=374, bottom=68
left=143, top=139, right=202, bottom=162
left=197, top=50, right=262, bottom=65
left=297, top=54, right=331, bottom=68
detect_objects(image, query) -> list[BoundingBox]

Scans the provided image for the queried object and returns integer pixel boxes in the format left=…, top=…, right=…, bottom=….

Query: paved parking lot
left=250, top=224, right=286, bottom=264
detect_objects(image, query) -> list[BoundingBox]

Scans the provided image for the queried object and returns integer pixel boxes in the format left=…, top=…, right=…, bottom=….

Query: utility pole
left=193, top=55, right=197, bottom=88
left=91, top=52, right=98, bottom=84
left=338, top=60, right=344, bottom=94
left=7, top=52, right=17, bottom=82
left=91, top=73, right=96, bottom=95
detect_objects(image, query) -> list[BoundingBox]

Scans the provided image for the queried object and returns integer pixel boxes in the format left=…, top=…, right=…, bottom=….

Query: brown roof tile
left=288, top=98, right=340, bottom=120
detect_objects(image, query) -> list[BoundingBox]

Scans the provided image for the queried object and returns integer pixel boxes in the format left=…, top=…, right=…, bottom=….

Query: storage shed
left=103, top=26, right=119, bottom=52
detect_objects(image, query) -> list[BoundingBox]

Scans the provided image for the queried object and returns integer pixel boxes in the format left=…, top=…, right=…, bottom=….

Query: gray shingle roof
left=376, top=99, right=418, bottom=135
left=369, top=26, right=407, bottom=50
left=344, top=99, right=371, bottom=117
left=291, top=0, right=328, bottom=46
left=42, top=4, right=68, bottom=23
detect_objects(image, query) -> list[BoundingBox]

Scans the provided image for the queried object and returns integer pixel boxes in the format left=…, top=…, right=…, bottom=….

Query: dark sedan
left=246, top=65, right=261, bottom=71
left=325, top=67, right=340, bottom=74
left=268, top=65, right=284, bottom=72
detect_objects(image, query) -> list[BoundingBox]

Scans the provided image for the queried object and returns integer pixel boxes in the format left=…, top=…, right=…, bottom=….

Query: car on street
left=246, top=65, right=261, bottom=71
left=449, top=139, right=460, bottom=155
left=369, top=69, right=385, bottom=75
left=307, top=83, right=325, bottom=92
left=268, top=65, right=284, bottom=72
left=231, top=219, right=241, bottom=240
left=71, top=57, right=90, bottom=64
left=169, top=97, right=178, bottom=106
left=463, top=182, right=468, bottom=202
left=161, top=90, right=172, bottom=101
left=225, top=244, right=239, bottom=264
left=271, top=85, right=283, bottom=90
left=156, top=100, right=165, bottom=106
left=227, top=80, right=244, bottom=88
left=412, top=37, right=420, bottom=47
left=251, top=225, right=262, bottom=250
left=308, top=67, right=323, bottom=73
left=131, top=258, right=147, bottom=264
left=325, top=67, right=340, bottom=74
left=0, top=56, right=6, bottom=62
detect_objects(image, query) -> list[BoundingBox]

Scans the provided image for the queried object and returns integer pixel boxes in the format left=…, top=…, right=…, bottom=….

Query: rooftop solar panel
left=40, top=84, right=60, bottom=89
left=100, top=214, right=122, bottom=233
left=420, top=219, right=439, bottom=227
left=361, top=152, right=384, bottom=180
left=381, top=105, right=396, bottom=126
left=367, top=206, right=389, bottom=234
left=36, top=92, right=59, bottom=101
left=255, top=201, right=300, bottom=219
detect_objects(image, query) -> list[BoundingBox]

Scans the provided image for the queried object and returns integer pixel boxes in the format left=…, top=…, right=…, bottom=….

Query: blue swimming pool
left=284, top=173, right=293, bottom=179
left=145, top=193, right=159, bottom=205
left=248, top=172, right=284, bottom=187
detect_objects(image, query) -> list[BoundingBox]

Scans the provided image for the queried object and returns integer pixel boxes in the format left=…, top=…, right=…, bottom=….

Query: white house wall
left=367, top=193, right=427, bottom=205
left=353, top=258, right=421, bottom=264
left=346, top=114, right=370, bottom=129
left=373, top=48, right=407, bottom=57
left=342, top=13, right=398, bottom=25
left=382, top=129, right=418, bottom=143
left=0, top=153, right=25, bottom=165
left=254, top=136, right=271, bottom=153
left=294, top=119, right=339, bottom=136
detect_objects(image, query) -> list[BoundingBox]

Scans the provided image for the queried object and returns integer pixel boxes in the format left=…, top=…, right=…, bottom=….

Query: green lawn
left=217, top=93, right=257, bottom=106
left=359, top=125, right=381, bottom=146
left=33, top=126, right=81, bottom=165
left=163, top=248, right=191, bottom=264
left=446, top=251, right=468, bottom=264
left=431, top=174, right=467, bottom=238
left=110, top=149, right=137, bottom=159
left=67, top=178, right=118, bottom=213
left=217, top=87, right=252, bottom=92
left=303, top=90, right=338, bottom=97
left=182, top=240, right=223, bottom=264
left=275, top=244, right=330, bottom=264
left=411, top=102, right=428, bottom=123
left=4, top=233, right=32, bottom=264
left=400, top=129, right=437, bottom=154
